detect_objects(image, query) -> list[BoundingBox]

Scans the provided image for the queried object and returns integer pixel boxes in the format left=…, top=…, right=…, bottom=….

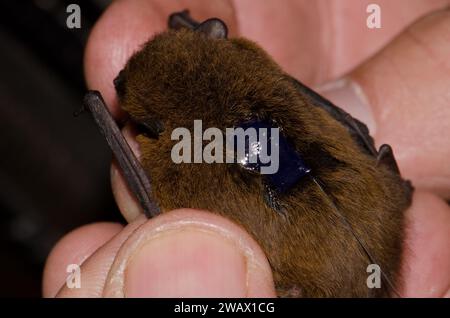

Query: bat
left=82, top=10, right=413, bottom=297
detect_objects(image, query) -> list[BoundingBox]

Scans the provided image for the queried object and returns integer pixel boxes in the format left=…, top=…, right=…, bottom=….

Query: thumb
left=317, top=9, right=450, bottom=198
left=56, top=209, right=276, bottom=298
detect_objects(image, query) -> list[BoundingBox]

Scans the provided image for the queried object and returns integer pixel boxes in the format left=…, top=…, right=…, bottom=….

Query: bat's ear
left=113, top=70, right=126, bottom=98
left=195, top=18, right=228, bottom=39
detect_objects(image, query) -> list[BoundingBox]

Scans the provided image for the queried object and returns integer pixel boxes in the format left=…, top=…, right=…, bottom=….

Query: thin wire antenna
left=310, top=175, right=402, bottom=297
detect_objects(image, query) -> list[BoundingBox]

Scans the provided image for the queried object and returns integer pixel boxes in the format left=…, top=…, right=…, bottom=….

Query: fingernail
left=103, top=210, right=276, bottom=298
left=124, top=226, right=248, bottom=297
left=111, top=163, right=142, bottom=221
left=316, top=78, right=376, bottom=135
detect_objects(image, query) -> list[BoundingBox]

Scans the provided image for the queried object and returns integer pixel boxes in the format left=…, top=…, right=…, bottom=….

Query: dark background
left=0, top=1, right=121, bottom=297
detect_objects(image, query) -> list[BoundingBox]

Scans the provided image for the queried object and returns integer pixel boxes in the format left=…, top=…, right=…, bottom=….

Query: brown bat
left=81, top=11, right=413, bottom=297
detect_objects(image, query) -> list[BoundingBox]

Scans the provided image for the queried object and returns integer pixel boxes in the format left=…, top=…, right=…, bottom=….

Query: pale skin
left=43, top=0, right=450, bottom=297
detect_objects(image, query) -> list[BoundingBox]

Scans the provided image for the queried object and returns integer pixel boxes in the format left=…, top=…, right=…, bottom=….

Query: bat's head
left=114, top=19, right=304, bottom=132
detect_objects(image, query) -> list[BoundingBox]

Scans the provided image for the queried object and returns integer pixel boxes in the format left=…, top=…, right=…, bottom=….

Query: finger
left=56, top=216, right=147, bottom=297
left=57, top=209, right=276, bottom=297
left=42, top=222, right=123, bottom=298
left=233, top=0, right=450, bottom=83
left=401, top=191, right=450, bottom=297
left=319, top=9, right=450, bottom=198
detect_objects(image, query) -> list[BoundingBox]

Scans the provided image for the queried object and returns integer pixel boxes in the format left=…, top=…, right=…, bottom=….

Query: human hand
left=43, top=0, right=450, bottom=297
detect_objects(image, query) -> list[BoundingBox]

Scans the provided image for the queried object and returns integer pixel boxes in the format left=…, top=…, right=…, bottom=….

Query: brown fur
left=117, top=29, right=411, bottom=297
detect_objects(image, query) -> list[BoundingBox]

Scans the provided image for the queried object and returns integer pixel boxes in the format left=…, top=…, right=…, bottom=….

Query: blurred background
left=0, top=1, right=121, bottom=297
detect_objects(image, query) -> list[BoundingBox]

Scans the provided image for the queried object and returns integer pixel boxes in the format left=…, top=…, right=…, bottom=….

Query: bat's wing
left=82, top=91, right=160, bottom=218
left=289, top=77, right=413, bottom=195
left=289, top=76, right=378, bottom=157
